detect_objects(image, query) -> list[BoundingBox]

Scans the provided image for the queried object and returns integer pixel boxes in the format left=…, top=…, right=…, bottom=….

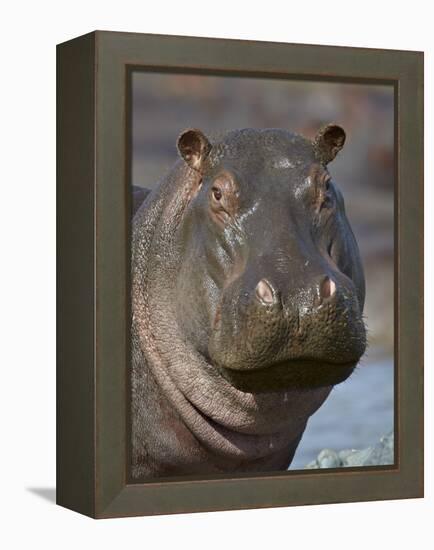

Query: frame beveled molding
left=57, top=30, right=423, bottom=518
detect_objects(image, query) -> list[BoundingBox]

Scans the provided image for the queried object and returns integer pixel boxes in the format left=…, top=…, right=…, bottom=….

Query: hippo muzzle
left=208, top=257, right=366, bottom=393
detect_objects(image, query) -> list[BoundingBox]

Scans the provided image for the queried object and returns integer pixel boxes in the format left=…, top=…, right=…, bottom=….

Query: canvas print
left=129, top=73, right=394, bottom=479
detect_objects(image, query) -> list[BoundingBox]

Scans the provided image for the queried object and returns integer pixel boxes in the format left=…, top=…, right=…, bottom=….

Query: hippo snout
left=208, top=267, right=366, bottom=393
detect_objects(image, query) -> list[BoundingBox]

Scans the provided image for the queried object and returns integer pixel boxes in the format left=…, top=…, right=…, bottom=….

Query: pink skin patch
left=255, top=279, right=274, bottom=304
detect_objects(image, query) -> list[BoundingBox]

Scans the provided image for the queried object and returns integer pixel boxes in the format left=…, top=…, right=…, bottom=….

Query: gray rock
left=317, top=449, right=341, bottom=468
left=305, top=431, right=394, bottom=469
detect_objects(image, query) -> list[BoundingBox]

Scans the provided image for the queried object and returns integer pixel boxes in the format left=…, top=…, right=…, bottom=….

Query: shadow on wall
left=27, top=488, right=56, bottom=504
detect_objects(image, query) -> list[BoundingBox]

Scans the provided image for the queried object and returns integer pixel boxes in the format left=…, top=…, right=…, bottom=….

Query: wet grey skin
left=131, top=125, right=366, bottom=479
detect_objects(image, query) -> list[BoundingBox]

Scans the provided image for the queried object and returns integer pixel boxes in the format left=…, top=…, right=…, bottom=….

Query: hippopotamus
left=131, top=125, right=366, bottom=479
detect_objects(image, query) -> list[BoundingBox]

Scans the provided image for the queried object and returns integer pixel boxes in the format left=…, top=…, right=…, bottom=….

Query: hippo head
left=174, top=126, right=366, bottom=393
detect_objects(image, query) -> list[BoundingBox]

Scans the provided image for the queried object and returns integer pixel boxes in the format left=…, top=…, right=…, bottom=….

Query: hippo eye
left=209, top=174, right=238, bottom=225
left=212, top=187, right=222, bottom=201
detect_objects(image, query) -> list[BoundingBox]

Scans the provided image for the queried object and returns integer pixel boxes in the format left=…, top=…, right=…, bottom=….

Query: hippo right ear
left=177, top=129, right=212, bottom=172
left=313, top=124, right=346, bottom=164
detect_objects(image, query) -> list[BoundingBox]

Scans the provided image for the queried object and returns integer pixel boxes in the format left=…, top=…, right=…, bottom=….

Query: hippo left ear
left=313, top=124, right=346, bottom=164
left=177, top=128, right=212, bottom=172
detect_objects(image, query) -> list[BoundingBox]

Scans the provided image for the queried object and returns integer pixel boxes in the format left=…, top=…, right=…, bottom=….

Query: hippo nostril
left=255, top=279, right=274, bottom=305
left=320, top=276, right=336, bottom=300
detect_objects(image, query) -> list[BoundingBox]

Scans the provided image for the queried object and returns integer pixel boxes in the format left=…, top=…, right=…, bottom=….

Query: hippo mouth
left=217, top=358, right=358, bottom=393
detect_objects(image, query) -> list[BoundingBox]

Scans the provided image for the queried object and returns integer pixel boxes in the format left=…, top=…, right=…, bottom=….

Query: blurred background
left=131, top=72, right=394, bottom=468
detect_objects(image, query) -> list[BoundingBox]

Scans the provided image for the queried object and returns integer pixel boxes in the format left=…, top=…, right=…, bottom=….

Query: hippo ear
left=313, top=124, right=346, bottom=164
left=177, top=129, right=212, bottom=172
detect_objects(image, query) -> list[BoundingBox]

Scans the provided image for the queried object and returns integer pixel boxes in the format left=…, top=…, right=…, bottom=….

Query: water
left=290, top=349, right=394, bottom=469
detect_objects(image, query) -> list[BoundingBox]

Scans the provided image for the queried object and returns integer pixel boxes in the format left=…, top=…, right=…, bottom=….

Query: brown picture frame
left=57, top=30, right=423, bottom=518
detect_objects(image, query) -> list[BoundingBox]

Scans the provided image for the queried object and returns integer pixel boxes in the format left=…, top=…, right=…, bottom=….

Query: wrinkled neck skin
left=131, top=161, right=331, bottom=478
